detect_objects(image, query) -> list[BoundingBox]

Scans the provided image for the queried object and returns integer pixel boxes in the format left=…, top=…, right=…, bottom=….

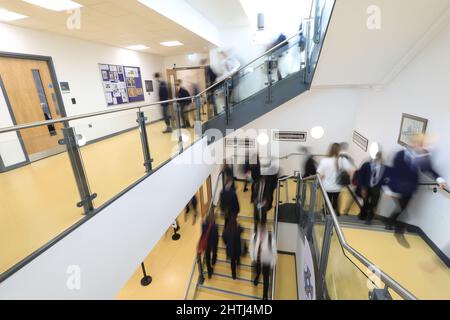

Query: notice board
left=99, top=63, right=145, bottom=106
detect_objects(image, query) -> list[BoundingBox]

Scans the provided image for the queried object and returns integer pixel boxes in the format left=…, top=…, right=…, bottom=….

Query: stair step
left=198, top=271, right=264, bottom=299
left=195, top=285, right=260, bottom=300
left=208, top=261, right=257, bottom=282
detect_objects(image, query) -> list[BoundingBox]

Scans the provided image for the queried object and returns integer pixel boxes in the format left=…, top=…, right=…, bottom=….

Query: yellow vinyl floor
left=0, top=118, right=194, bottom=275
left=274, top=253, right=298, bottom=300
left=342, top=227, right=450, bottom=300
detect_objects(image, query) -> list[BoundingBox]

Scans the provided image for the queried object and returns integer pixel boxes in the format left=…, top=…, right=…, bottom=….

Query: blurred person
left=185, top=195, right=198, bottom=225
left=267, top=33, right=289, bottom=81
left=200, top=212, right=219, bottom=279
left=384, top=134, right=447, bottom=233
left=222, top=217, right=244, bottom=280
left=356, top=152, right=386, bottom=224
left=251, top=176, right=272, bottom=228
left=249, top=221, right=277, bottom=300
left=201, top=58, right=218, bottom=116
left=301, top=146, right=317, bottom=178
left=220, top=175, right=240, bottom=228
left=316, top=143, right=353, bottom=216
left=339, top=142, right=357, bottom=215
left=215, top=50, right=241, bottom=105
left=154, top=72, right=172, bottom=133
left=176, top=79, right=192, bottom=128
left=243, top=152, right=261, bottom=193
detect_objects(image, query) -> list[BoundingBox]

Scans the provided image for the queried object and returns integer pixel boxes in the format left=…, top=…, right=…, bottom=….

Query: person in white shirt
left=316, top=143, right=353, bottom=216
left=249, top=222, right=277, bottom=300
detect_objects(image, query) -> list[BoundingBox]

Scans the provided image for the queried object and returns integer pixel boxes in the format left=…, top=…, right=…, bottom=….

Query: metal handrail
left=183, top=171, right=223, bottom=300
left=271, top=173, right=299, bottom=300
left=311, top=174, right=417, bottom=300
left=417, top=182, right=450, bottom=194
left=0, top=96, right=193, bottom=134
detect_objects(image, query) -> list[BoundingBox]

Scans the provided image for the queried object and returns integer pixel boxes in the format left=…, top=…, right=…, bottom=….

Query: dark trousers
left=254, top=262, right=271, bottom=300
left=196, top=254, right=205, bottom=284
left=387, top=195, right=412, bottom=232
left=253, top=204, right=267, bottom=227
left=327, top=192, right=340, bottom=216
left=162, top=104, right=171, bottom=127
left=360, top=187, right=381, bottom=221
left=180, top=105, right=191, bottom=127
left=205, top=245, right=217, bottom=277
left=230, top=257, right=240, bottom=279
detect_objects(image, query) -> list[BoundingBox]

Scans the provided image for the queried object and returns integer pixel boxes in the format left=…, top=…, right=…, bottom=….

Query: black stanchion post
left=172, top=220, right=181, bottom=241
left=140, top=262, right=152, bottom=286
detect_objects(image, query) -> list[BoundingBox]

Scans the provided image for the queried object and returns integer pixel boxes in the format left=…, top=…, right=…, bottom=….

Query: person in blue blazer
left=356, top=152, right=386, bottom=224
left=384, top=135, right=447, bottom=233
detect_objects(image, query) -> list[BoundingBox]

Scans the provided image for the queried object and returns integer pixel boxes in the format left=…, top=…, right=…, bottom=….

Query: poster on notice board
left=99, top=63, right=145, bottom=106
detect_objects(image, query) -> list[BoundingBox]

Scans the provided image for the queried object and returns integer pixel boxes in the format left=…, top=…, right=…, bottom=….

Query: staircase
left=192, top=181, right=276, bottom=300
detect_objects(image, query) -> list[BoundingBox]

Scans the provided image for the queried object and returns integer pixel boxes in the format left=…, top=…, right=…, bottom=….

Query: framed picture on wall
left=397, top=113, right=428, bottom=147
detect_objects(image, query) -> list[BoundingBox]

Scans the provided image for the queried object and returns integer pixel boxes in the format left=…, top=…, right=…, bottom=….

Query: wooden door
left=0, top=56, right=65, bottom=160
left=199, top=175, right=212, bottom=218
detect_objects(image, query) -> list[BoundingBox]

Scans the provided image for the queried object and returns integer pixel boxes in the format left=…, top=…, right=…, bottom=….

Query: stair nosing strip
left=198, top=284, right=261, bottom=300
left=204, top=271, right=263, bottom=285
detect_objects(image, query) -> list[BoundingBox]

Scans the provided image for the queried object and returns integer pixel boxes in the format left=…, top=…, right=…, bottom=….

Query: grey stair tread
left=197, top=285, right=261, bottom=300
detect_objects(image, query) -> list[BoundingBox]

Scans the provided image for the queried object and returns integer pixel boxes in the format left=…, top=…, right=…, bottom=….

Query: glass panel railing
left=71, top=109, right=150, bottom=208
left=325, top=225, right=378, bottom=300
left=184, top=257, right=201, bottom=300
left=0, top=126, right=83, bottom=275
left=311, top=185, right=327, bottom=263
left=300, top=175, right=417, bottom=300
left=231, top=54, right=269, bottom=106
left=268, top=34, right=307, bottom=87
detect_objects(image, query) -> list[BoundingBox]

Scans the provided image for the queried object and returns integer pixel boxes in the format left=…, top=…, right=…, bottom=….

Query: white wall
left=349, top=20, right=450, bottom=257
left=0, top=138, right=214, bottom=299
left=0, top=22, right=164, bottom=166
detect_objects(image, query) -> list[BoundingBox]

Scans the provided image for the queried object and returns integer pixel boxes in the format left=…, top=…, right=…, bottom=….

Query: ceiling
left=313, top=0, right=450, bottom=87
left=185, top=0, right=250, bottom=28
left=0, top=0, right=217, bottom=55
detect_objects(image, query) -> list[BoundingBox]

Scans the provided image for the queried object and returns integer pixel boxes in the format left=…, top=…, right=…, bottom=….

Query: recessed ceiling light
left=0, top=8, right=28, bottom=21
left=126, top=45, right=150, bottom=51
left=160, top=41, right=184, bottom=47
left=22, top=0, right=82, bottom=11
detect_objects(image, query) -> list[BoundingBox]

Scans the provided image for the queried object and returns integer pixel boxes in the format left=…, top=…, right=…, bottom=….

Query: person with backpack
left=249, top=221, right=277, bottom=300
left=316, top=143, right=353, bottom=215
left=221, top=217, right=244, bottom=280
left=198, top=212, right=219, bottom=279
left=355, top=152, right=386, bottom=224
left=338, top=142, right=357, bottom=215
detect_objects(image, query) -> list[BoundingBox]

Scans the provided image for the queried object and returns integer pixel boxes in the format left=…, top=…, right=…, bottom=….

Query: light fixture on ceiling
left=160, top=41, right=184, bottom=47
left=126, top=45, right=150, bottom=51
left=0, top=8, right=28, bottom=21
left=22, top=0, right=82, bottom=11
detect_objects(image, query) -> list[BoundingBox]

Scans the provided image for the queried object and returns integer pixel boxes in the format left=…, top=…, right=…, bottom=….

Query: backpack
left=198, top=221, right=213, bottom=254
left=336, top=156, right=351, bottom=186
